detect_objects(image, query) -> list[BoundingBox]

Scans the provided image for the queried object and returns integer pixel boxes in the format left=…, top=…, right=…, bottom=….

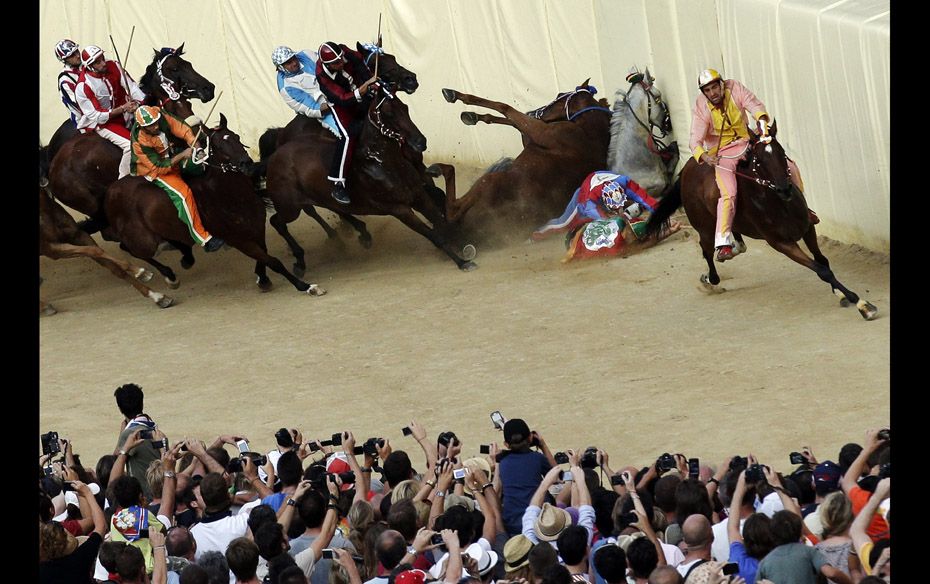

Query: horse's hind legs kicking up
left=460, top=111, right=516, bottom=128
left=442, top=89, right=551, bottom=144
left=767, top=233, right=878, bottom=320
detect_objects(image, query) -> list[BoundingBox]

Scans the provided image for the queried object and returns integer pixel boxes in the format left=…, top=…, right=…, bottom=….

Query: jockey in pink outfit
left=689, top=69, right=805, bottom=262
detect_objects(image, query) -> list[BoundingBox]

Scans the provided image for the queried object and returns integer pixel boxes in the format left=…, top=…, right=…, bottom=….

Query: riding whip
left=373, top=13, right=382, bottom=78
left=108, top=34, right=134, bottom=105
left=124, top=26, right=136, bottom=68
left=189, top=90, right=223, bottom=162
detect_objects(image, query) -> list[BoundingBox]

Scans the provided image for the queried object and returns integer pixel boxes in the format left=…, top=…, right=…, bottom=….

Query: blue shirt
left=499, top=450, right=551, bottom=535
left=261, top=491, right=288, bottom=513
left=729, top=541, right=759, bottom=584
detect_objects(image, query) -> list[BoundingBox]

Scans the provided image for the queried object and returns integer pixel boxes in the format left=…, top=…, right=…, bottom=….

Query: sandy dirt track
left=39, top=167, right=890, bottom=474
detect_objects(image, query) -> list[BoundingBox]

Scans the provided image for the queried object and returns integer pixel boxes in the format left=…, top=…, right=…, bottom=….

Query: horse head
left=525, top=79, right=612, bottom=122
left=746, top=120, right=796, bottom=201
left=357, top=42, right=419, bottom=94
left=140, top=44, right=216, bottom=104
left=202, top=113, right=254, bottom=174
left=627, top=67, right=672, bottom=137
left=367, top=86, right=427, bottom=153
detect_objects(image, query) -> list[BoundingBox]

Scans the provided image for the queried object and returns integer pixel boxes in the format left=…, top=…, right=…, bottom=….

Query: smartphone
left=490, top=411, right=505, bottom=430
left=331, top=433, right=343, bottom=446
left=722, top=563, right=739, bottom=576
left=321, top=549, right=335, bottom=560
left=688, top=458, right=700, bottom=479
left=479, top=444, right=491, bottom=454
left=562, top=470, right=573, bottom=482
left=236, top=440, right=250, bottom=454
left=789, top=452, right=805, bottom=465
left=453, top=468, right=468, bottom=480
left=402, top=426, right=413, bottom=436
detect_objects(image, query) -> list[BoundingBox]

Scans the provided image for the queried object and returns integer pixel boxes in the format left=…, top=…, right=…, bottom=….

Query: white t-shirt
left=191, top=511, right=250, bottom=560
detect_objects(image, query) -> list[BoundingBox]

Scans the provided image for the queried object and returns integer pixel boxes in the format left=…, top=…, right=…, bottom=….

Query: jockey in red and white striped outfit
left=75, top=45, right=146, bottom=179
left=54, top=39, right=83, bottom=125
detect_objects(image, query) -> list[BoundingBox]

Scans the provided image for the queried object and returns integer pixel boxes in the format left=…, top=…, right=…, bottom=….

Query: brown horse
left=433, top=81, right=613, bottom=242
left=644, top=122, right=878, bottom=320
left=40, top=188, right=172, bottom=314
left=265, top=86, right=475, bottom=275
left=103, top=115, right=324, bottom=296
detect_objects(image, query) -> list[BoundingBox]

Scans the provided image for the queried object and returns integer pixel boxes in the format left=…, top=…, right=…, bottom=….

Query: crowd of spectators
left=38, top=383, right=891, bottom=584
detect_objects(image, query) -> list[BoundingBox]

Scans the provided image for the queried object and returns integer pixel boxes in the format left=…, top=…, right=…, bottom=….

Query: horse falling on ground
left=606, top=68, right=679, bottom=198
left=644, top=122, right=878, bottom=320
left=40, top=188, right=172, bottom=314
left=44, top=45, right=215, bottom=235
left=431, top=80, right=612, bottom=242
left=104, top=114, right=324, bottom=295
left=265, top=86, right=476, bottom=275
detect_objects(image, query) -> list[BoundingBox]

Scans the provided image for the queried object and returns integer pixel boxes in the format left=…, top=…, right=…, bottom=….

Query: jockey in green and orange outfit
left=129, top=105, right=224, bottom=252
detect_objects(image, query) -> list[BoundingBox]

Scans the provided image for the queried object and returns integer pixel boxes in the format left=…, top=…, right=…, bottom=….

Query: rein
left=622, top=81, right=671, bottom=153
left=528, top=88, right=611, bottom=121
left=713, top=144, right=792, bottom=191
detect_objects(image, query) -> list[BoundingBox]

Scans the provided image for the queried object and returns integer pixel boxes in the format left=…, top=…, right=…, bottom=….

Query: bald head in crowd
left=682, top=515, right=713, bottom=557
left=648, top=566, right=683, bottom=584
left=376, top=529, right=407, bottom=571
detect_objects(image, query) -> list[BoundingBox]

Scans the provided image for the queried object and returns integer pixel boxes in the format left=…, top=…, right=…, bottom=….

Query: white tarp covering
left=40, top=0, right=889, bottom=251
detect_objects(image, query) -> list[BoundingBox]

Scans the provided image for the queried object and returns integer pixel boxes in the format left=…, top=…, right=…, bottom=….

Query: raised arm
left=851, top=477, right=890, bottom=553
left=242, top=456, right=273, bottom=498
left=308, top=478, right=343, bottom=561
left=341, top=431, right=369, bottom=503
left=532, top=430, right=557, bottom=468
left=149, top=526, right=168, bottom=584
left=409, top=420, right=438, bottom=475
left=185, top=439, right=226, bottom=476
left=159, top=444, right=182, bottom=524
left=465, top=469, right=498, bottom=543
left=841, top=429, right=886, bottom=494
left=110, top=429, right=144, bottom=484
left=728, top=470, right=747, bottom=544
left=624, top=471, right=665, bottom=567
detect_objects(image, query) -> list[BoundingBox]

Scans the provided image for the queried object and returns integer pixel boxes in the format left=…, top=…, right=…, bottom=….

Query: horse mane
left=486, top=157, right=514, bottom=174
left=607, top=87, right=635, bottom=166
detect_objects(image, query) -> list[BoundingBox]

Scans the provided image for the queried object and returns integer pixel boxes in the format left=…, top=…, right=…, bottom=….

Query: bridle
left=368, top=86, right=406, bottom=146
left=623, top=80, right=671, bottom=141
left=196, top=131, right=252, bottom=174
left=724, top=140, right=794, bottom=193
left=527, top=86, right=612, bottom=121
left=155, top=52, right=202, bottom=102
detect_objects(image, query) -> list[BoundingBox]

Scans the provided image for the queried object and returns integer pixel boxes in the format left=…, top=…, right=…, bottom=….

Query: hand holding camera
left=122, top=429, right=146, bottom=454
left=436, top=458, right=455, bottom=491
left=876, top=428, right=891, bottom=442
left=655, top=452, right=676, bottom=473
left=622, top=470, right=636, bottom=492
left=413, top=526, right=439, bottom=553
left=440, top=528, right=460, bottom=553
left=408, top=420, right=427, bottom=442
left=342, top=431, right=356, bottom=455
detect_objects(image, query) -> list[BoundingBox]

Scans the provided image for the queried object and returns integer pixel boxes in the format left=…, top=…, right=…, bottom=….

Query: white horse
left=607, top=68, right=679, bottom=198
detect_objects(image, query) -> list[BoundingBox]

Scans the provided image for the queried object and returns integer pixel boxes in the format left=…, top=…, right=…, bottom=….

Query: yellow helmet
left=134, top=105, right=161, bottom=127
left=698, top=69, right=722, bottom=89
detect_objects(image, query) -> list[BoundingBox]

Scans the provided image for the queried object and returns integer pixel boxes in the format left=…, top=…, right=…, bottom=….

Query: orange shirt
left=849, top=485, right=889, bottom=541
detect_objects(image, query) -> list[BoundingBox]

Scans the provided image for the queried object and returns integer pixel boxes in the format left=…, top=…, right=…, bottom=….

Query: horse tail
left=486, top=157, right=514, bottom=174
left=644, top=175, right=681, bottom=238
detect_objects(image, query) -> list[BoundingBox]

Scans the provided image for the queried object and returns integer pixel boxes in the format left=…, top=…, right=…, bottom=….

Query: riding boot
left=331, top=183, right=351, bottom=205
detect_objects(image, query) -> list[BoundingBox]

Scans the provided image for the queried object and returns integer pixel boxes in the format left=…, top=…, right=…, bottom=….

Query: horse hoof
left=41, top=304, right=58, bottom=316
left=462, top=244, right=477, bottom=261
left=256, top=277, right=273, bottom=292
left=135, top=268, right=154, bottom=282
left=839, top=297, right=851, bottom=308
left=292, top=264, right=306, bottom=279
left=698, top=274, right=725, bottom=294
left=460, top=112, right=478, bottom=126
left=425, top=164, right=442, bottom=178
left=305, top=284, right=327, bottom=296
left=359, top=236, right=373, bottom=250
left=441, top=88, right=458, bottom=103
left=166, top=278, right=180, bottom=290
left=156, top=295, right=174, bottom=308
left=857, top=300, right=878, bottom=321
left=460, top=260, right=478, bottom=272
left=181, top=257, right=195, bottom=270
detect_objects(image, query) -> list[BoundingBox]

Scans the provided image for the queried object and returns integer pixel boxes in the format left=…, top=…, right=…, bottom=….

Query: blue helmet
left=272, top=46, right=297, bottom=73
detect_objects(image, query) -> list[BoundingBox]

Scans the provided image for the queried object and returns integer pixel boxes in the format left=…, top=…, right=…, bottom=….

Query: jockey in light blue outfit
left=272, top=46, right=341, bottom=137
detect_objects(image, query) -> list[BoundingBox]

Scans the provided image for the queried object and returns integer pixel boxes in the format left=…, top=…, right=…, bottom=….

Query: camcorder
left=276, top=428, right=296, bottom=448
left=437, top=431, right=459, bottom=448
left=363, top=437, right=385, bottom=457
left=745, top=464, right=766, bottom=483
left=227, top=452, right=268, bottom=473
left=656, top=452, right=676, bottom=472
left=729, top=456, right=749, bottom=471
left=41, top=432, right=61, bottom=456
left=580, top=447, right=599, bottom=469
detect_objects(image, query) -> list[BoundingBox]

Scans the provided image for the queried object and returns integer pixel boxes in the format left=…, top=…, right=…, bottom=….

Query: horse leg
left=801, top=226, right=830, bottom=268
left=733, top=233, right=748, bottom=255
left=392, top=208, right=477, bottom=271
left=121, top=242, right=180, bottom=289
left=44, top=242, right=173, bottom=308
left=332, top=211, right=372, bottom=249
left=167, top=239, right=196, bottom=269
left=233, top=239, right=325, bottom=295
left=460, top=111, right=517, bottom=128
left=767, top=237, right=878, bottom=320
left=300, top=205, right=340, bottom=240
left=254, top=261, right=272, bottom=292
left=442, top=89, right=550, bottom=144
left=426, top=162, right=474, bottom=223
left=698, top=235, right=723, bottom=292
left=268, top=208, right=307, bottom=278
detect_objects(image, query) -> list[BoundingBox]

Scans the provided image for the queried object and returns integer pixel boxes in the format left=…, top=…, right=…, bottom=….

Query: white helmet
left=272, top=46, right=297, bottom=73
left=698, top=68, right=722, bottom=89
left=55, top=39, right=79, bottom=62
left=81, top=45, right=105, bottom=68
